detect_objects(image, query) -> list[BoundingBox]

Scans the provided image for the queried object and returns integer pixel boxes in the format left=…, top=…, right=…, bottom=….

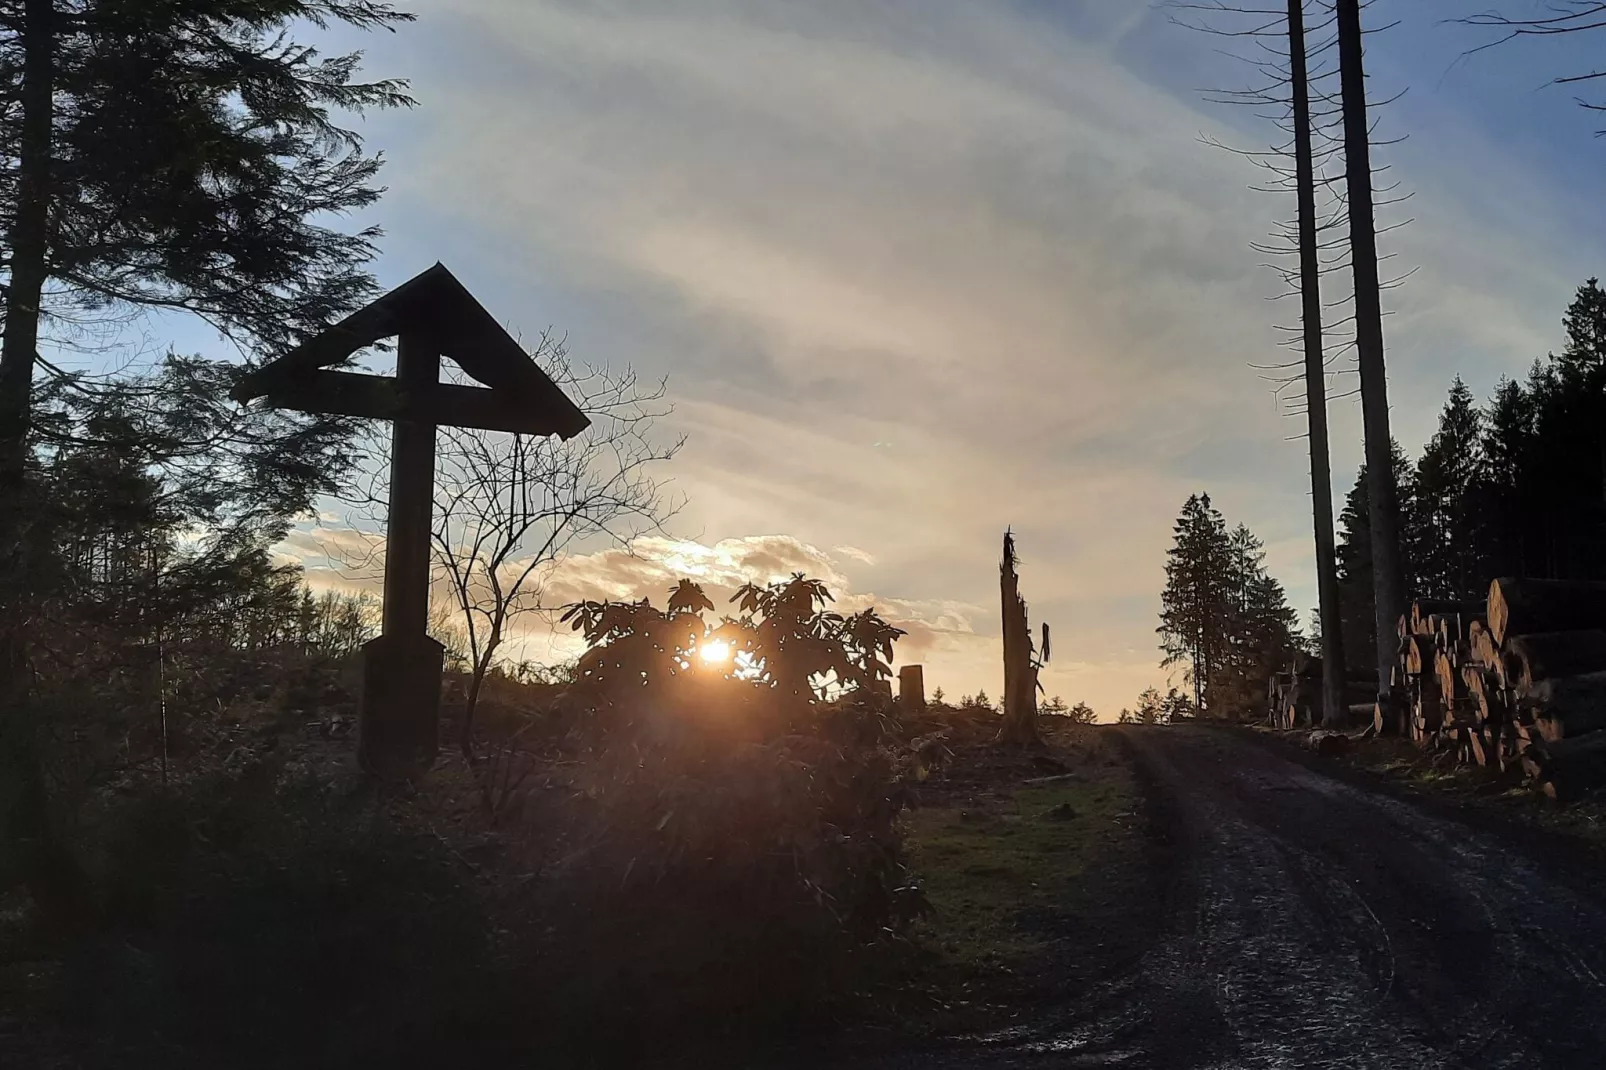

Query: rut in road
left=871, top=725, right=1606, bottom=1070
left=1093, top=725, right=1606, bottom=1070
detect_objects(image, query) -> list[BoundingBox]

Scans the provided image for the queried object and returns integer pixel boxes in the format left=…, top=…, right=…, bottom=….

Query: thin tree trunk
left=1335, top=0, right=1407, bottom=695
left=997, top=532, right=1040, bottom=745
left=1289, top=0, right=1349, bottom=727
left=460, top=635, right=501, bottom=761
left=0, top=0, right=54, bottom=486
left=0, top=0, right=91, bottom=930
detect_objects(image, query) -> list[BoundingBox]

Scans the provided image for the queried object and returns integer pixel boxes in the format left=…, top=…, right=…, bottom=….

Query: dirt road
left=860, top=724, right=1606, bottom=1070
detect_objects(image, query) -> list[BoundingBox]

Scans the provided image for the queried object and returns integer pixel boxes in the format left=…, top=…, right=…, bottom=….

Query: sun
left=698, top=639, right=732, bottom=666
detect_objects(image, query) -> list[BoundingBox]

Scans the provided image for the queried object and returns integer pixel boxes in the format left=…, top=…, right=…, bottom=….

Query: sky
left=138, top=1, right=1606, bottom=715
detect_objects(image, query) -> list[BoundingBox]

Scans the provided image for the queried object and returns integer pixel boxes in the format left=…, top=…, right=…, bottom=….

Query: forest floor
left=832, top=723, right=1606, bottom=1070
left=12, top=720, right=1606, bottom=1069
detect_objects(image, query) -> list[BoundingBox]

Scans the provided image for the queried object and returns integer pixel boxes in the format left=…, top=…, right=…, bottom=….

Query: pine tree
left=1476, top=375, right=1537, bottom=578
left=1158, top=493, right=1232, bottom=708
left=0, top=0, right=412, bottom=926
left=2, top=0, right=415, bottom=490
left=1338, top=441, right=1423, bottom=665
left=1415, top=378, right=1485, bottom=599
left=1526, top=280, right=1606, bottom=580
left=1159, top=495, right=1298, bottom=716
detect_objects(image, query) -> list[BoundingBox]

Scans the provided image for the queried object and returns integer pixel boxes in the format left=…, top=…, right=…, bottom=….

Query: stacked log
left=1267, top=652, right=1375, bottom=730
left=1363, top=579, right=1606, bottom=801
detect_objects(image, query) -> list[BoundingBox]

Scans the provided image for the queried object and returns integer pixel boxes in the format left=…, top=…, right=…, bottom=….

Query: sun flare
left=699, top=639, right=732, bottom=666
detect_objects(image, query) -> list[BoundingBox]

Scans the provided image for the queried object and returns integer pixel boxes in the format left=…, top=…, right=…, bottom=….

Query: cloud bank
left=291, top=0, right=1606, bottom=714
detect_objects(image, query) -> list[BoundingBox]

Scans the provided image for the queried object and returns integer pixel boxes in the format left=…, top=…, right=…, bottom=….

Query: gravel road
left=857, top=724, right=1606, bottom=1069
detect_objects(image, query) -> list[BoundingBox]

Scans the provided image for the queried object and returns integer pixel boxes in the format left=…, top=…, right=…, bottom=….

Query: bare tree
left=1170, top=0, right=1355, bottom=725
left=997, top=530, right=1049, bottom=746
left=1285, top=0, right=1352, bottom=727
left=342, top=332, right=681, bottom=760
left=1335, top=0, right=1408, bottom=695
left=1176, top=0, right=1415, bottom=709
left=430, top=333, right=681, bottom=759
left=1459, top=4, right=1606, bottom=125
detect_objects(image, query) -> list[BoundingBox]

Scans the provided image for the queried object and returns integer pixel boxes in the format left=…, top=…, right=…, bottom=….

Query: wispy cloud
left=315, top=0, right=1606, bottom=714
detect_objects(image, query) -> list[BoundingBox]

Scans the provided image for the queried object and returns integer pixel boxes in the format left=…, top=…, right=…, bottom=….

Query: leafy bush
left=539, top=575, right=928, bottom=1025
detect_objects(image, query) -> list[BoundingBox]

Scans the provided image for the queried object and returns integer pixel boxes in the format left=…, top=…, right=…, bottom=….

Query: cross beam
left=233, top=263, right=590, bottom=781
left=251, top=370, right=577, bottom=437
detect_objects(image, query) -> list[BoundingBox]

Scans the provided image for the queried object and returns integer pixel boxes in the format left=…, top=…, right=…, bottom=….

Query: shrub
left=535, top=575, right=928, bottom=1028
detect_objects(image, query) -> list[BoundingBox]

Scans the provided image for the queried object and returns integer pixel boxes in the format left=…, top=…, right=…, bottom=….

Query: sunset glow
left=699, top=639, right=733, bottom=666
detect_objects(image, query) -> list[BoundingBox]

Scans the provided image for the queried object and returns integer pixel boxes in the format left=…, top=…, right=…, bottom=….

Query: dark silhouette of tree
left=1168, top=0, right=1400, bottom=728
left=0, top=0, right=413, bottom=926
left=1287, top=0, right=1349, bottom=728
left=1459, top=4, right=1606, bottom=127
left=1160, top=494, right=1299, bottom=715
left=1336, top=440, right=1422, bottom=664
left=997, top=531, right=1049, bottom=745
left=1336, top=0, right=1409, bottom=695
left=1160, top=493, right=1232, bottom=708
left=1414, top=377, right=1486, bottom=599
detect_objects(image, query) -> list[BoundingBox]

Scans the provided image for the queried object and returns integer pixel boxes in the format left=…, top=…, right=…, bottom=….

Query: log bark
left=1523, top=730, right=1606, bottom=802
left=1519, top=671, right=1606, bottom=742
left=1412, top=599, right=1481, bottom=636
left=1488, top=578, right=1606, bottom=646
left=1404, top=634, right=1435, bottom=676
left=1503, top=630, right=1606, bottom=691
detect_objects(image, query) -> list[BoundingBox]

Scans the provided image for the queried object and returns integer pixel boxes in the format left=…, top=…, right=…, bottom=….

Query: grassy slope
left=887, top=724, right=1162, bottom=1038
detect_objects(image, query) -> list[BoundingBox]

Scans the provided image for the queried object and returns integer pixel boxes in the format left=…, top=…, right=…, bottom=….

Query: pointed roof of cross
left=234, top=263, right=589, bottom=439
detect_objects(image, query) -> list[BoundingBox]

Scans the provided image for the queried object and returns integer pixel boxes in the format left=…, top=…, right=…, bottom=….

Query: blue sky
left=112, top=1, right=1606, bottom=713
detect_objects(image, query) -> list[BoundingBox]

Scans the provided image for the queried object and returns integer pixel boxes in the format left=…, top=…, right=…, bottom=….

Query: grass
left=1263, top=724, right=1606, bottom=850
left=895, top=732, right=1151, bottom=1040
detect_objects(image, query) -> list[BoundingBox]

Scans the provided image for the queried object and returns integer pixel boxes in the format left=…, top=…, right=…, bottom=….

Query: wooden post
left=232, top=264, right=593, bottom=780
left=382, top=332, right=438, bottom=636
left=359, top=331, right=446, bottom=779
left=899, top=664, right=926, bottom=714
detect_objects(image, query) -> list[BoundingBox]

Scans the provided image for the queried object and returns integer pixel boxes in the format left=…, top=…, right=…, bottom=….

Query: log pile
left=1267, top=652, right=1376, bottom=730
left=1376, top=578, right=1606, bottom=802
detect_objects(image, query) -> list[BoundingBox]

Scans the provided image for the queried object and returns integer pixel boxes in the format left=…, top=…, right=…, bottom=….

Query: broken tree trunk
left=996, top=531, right=1041, bottom=745
left=1488, top=578, right=1606, bottom=646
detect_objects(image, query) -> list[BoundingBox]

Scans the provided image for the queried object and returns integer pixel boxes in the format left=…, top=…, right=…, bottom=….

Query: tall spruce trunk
left=0, top=0, right=91, bottom=930
left=1289, top=0, right=1349, bottom=727
left=997, top=532, right=1040, bottom=745
left=1335, top=0, right=1407, bottom=695
left=0, top=0, right=53, bottom=485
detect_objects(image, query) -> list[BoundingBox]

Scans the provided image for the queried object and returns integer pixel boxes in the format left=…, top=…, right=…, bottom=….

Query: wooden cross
left=234, top=264, right=589, bottom=778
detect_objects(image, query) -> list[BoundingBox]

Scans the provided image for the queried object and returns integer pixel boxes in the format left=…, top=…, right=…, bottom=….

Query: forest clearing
left=7, top=2, right=1606, bottom=1068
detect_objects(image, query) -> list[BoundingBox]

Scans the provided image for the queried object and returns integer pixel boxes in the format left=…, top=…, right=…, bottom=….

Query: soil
left=832, top=723, right=1606, bottom=1069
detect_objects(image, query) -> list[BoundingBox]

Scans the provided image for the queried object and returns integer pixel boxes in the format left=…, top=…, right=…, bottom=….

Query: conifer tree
left=1159, top=495, right=1298, bottom=715
left=1415, top=378, right=1485, bottom=599
left=1337, top=442, right=1423, bottom=665
left=1159, top=493, right=1231, bottom=708
left=0, top=0, right=413, bottom=926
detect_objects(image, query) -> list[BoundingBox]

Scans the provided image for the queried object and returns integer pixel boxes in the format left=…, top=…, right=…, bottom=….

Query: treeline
left=1158, top=493, right=1302, bottom=716
left=32, top=356, right=380, bottom=667
left=1336, top=278, right=1606, bottom=663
